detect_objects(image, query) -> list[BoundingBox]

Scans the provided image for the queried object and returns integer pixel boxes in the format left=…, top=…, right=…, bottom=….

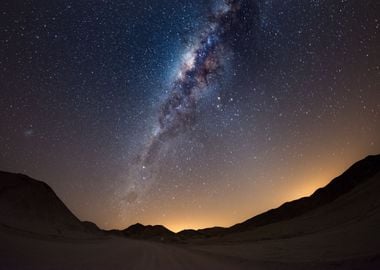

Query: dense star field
left=0, top=0, right=379, bottom=231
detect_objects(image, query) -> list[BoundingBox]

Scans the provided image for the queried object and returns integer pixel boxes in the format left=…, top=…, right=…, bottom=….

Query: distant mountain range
left=1, top=154, right=379, bottom=242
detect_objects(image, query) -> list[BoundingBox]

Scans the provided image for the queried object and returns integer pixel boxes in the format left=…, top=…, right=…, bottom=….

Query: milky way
left=124, top=0, right=242, bottom=202
left=2, top=0, right=379, bottom=230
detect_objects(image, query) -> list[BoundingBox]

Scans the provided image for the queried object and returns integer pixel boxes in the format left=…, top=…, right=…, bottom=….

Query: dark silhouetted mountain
left=229, top=154, right=380, bottom=233
left=82, top=221, right=102, bottom=234
left=178, top=227, right=226, bottom=239
left=1, top=154, right=379, bottom=243
left=0, top=171, right=103, bottom=238
left=122, top=223, right=178, bottom=241
left=122, top=223, right=177, bottom=240
left=178, top=154, right=380, bottom=239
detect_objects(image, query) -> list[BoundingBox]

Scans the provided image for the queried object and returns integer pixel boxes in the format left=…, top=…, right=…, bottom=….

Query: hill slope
left=122, top=223, right=178, bottom=241
left=230, top=154, right=380, bottom=233
left=0, top=171, right=101, bottom=237
left=178, top=155, right=380, bottom=239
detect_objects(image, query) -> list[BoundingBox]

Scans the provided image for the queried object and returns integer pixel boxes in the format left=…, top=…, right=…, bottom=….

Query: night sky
left=1, top=0, right=379, bottom=232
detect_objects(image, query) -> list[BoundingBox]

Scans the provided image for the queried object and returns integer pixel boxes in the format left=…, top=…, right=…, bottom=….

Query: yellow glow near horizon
left=79, top=149, right=379, bottom=233
left=159, top=155, right=371, bottom=233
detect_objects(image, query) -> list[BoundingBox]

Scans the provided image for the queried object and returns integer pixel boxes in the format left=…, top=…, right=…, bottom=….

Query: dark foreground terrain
left=1, top=155, right=380, bottom=269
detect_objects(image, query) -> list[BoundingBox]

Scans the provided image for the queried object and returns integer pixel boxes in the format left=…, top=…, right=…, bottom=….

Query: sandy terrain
left=1, top=225, right=379, bottom=270
left=0, top=229, right=242, bottom=270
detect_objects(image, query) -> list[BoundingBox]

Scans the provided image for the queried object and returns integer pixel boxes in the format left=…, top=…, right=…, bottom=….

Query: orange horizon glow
left=70, top=149, right=378, bottom=232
